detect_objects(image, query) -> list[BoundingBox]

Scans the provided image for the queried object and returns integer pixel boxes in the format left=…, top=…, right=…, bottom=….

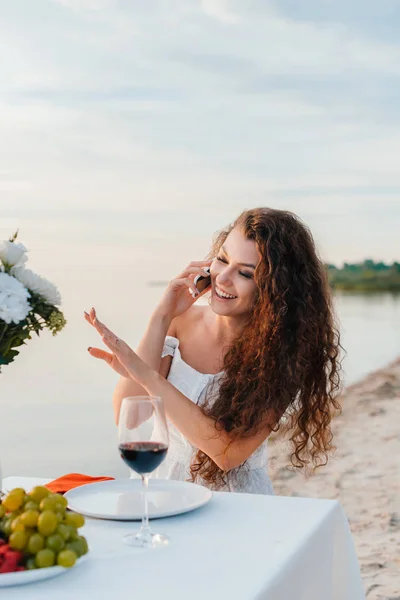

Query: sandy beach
left=269, top=359, right=400, bottom=600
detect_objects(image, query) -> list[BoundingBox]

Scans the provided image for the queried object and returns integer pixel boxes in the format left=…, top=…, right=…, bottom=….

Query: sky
left=1, top=0, right=400, bottom=265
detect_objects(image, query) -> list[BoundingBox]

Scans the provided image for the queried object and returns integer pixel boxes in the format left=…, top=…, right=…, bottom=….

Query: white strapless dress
left=153, top=336, right=274, bottom=495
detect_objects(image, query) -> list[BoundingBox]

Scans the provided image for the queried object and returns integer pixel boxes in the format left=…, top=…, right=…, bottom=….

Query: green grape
left=40, top=493, right=67, bottom=512
left=56, top=524, right=70, bottom=541
left=2, top=492, right=24, bottom=512
left=35, top=548, right=55, bottom=568
left=0, top=505, right=6, bottom=519
left=65, top=525, right=79, bottom=541
left=55, top=512, right=64, bottom=523
left=46, top=533, right=65, bottom=553
left=29, top=486, right=50, bottom=505
left=9, top=530, right=28, bottom=551
left=26, top=557, right=37, bottom=570
left=57, top=550, right=77, bottom=568
left=24, top=528, right=35, bottom=542
left=20, top=510, right=39, bottom=528
left=10, top=488, right=25, bottom=499
left=66, top=537, right=88, bottom=558
left=65, top=513, right=85, bottom=529
left=8, top=510, right=23, bottom=521
left=37, top=510, right=58, bottom=537
left=77, top=536, right=89, bottom=555
left=27, top=532, right=45, bottom=554
left=10, top=516, right=25, bottom=533
left=24, top=501, right=39, bottom=512
left=2, top=518, right=13, bottom=537
left=55, top=495, right=68, bottom=510
left=39, top=496, right=58, bottom=512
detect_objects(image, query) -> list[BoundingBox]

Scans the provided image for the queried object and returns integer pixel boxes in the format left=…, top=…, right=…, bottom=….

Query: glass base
left=123, top=529, right=169, bottom=548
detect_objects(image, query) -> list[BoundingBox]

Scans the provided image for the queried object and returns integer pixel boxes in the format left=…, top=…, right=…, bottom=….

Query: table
left=2, top=476, right=366, bottom=600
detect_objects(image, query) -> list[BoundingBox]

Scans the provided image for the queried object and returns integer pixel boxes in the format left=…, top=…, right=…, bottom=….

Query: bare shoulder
left=173, top=305, right=209, bottom=338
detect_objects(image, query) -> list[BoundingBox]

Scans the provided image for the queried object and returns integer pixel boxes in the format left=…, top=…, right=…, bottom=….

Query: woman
left=85, top=207, right=342, bottom=494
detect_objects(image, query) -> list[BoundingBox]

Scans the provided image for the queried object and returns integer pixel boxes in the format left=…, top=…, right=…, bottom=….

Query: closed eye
left=216, top=256, right=253, bottom=279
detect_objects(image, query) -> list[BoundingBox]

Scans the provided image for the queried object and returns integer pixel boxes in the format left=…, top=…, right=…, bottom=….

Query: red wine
left=119, top=442, right=168, bottom=474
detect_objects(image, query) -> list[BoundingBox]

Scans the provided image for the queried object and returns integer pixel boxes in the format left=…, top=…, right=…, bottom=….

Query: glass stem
left=141, top=474, right=150, bottom=534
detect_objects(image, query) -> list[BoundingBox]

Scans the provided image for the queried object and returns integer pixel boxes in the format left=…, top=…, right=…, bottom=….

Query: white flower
left=0, top=240, right=28, bottom=268
left=0, top=272, right=31, bottom=325
left=11, top=267, right=62, bottom=306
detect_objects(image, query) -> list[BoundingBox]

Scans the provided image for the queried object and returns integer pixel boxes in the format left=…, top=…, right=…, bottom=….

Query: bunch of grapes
left=0, top=486, right=88, bottom=572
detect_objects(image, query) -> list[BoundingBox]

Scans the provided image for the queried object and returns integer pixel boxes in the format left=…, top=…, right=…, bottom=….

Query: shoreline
left=269, top=357, right=400, bottom=600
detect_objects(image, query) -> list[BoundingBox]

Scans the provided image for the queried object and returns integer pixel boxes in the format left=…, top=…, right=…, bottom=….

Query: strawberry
left=0, top=544, right=24, bottom=574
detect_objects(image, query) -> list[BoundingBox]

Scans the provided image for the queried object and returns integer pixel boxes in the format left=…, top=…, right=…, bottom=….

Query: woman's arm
left=139, top=369, right=273, bottom=471
left=90, top=322, right=274, bottom=472
left=112, top=309, right=174, bottom=423
left=106, top=260, right=212, bottom=422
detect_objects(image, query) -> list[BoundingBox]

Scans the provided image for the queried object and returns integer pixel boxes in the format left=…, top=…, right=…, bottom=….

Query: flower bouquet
left=0, top=232, right=66, bottom=371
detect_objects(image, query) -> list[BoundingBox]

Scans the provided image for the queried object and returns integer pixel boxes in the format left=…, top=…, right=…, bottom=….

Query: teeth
left=216, top=286, right=237, bottom=299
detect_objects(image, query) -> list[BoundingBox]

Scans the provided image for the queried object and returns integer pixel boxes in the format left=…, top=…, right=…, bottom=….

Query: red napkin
left=45, top=473, right=114, bottom=494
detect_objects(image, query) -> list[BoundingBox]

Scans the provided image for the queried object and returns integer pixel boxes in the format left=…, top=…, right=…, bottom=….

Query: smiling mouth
left=214, top=285, right=238, bottom=300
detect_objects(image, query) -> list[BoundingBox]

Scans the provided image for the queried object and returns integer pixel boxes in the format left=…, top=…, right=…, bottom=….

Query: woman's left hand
left=86, top=309, right=151, bottom=386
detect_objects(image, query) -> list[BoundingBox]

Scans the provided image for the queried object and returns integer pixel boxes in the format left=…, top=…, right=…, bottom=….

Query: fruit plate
left=65, top=478, right=213, bottom=521
left=0, top=556, right=86, bottom=587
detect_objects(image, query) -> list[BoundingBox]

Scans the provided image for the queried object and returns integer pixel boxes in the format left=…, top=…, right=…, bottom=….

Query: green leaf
left=0, top=349, right=19, bottom=365
left=27, top=313, right=43, bottom=335
left=9, top=230, right=19, bottom=243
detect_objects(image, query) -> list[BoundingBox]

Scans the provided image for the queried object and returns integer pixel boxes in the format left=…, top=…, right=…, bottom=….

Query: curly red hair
left=190, top=207, right=343, bottom=488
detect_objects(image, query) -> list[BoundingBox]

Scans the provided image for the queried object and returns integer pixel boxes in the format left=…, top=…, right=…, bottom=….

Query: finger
left=101, top=334, right=135, bottom=373
left=186, top=260, right=213, bottom=268
left=92, top=316, right=107, bottom=334
left=177, top=266, right=211, bottom=279
left=170, top=277, right=199, bottom=297
left=84, top=311, right=96, bottom=326
left=101, top=331, right=139, bottom=366
left=91, top=311, right=115, bottom=338
left=87, top=346, right=114, bottom=365
left=101, top=331, right=129, bottom=355
left=101, top=334, right=147, bottom=386
left=176, top=260, right=211, bottom=276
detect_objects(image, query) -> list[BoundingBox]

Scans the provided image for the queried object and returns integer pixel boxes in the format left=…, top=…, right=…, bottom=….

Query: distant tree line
left=326, top=260, right=400, bottom=292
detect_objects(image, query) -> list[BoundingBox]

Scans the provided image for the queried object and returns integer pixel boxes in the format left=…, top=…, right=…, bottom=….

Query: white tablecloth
left=2, top=476, right=366, bottom=600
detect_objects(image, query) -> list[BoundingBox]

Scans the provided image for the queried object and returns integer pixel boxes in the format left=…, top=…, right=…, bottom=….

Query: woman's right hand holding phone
left=156, top=260, right=212, bottom=321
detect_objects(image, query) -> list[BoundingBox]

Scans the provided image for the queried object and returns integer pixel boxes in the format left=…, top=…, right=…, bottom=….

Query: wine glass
left=118, top=396, right=169, bottom=548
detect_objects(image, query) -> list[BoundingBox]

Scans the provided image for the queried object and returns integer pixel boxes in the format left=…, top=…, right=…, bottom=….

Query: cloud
left=266, top=0, right=400, bottom=44
left=200, top=0, right=240, bottom=23
left=1, top=0, right=399, bottom=262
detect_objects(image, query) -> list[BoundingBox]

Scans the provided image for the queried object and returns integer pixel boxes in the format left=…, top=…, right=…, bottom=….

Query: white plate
left=64, top=478, right=212, bottom=521
left=0, top=557, right=85, bottom=588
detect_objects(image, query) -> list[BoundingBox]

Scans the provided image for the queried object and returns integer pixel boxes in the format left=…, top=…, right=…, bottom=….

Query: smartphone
left=194, top=267, right=211, bottom=294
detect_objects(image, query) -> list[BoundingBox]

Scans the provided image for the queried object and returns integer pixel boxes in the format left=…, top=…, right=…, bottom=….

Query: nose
left=216, top=265, right=235, bottom=288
